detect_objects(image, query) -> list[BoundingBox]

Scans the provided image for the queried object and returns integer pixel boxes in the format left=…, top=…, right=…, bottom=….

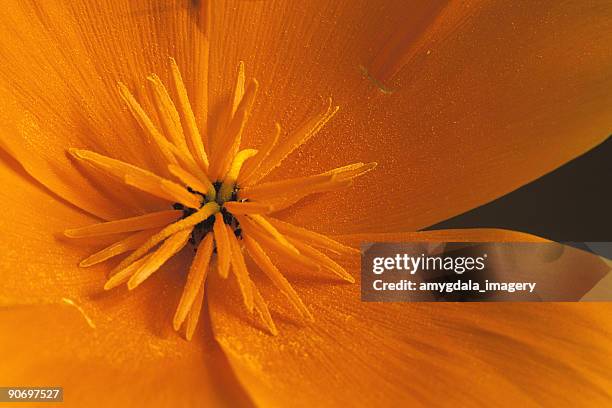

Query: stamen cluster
left=65, top=57, right=375, bottom=339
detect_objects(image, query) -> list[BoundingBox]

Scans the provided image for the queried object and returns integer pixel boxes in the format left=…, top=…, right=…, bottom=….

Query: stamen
left=222, top=201, right=271, bottom=215
left=79, top=228, right=160, bottom=267
left=111, top=202, right=219, bottom=275
left=238, top=173, right=337, bottom=201
left=239, top=217, right=319, bottom=270
left=104, top=253, right=153, bottom=290
left=244, top=214, right=299, bottom=255
left=163, top=139, right=209, bottom=182
left=213, top=213, right=231, bottom=278
left=67, top=58, right=378, bottom=338
left=146, top=73, right=188, bottom=150
left=168, top=164, right=215, bottom=199
left=185, top=276, right=206, bottom=340
left=64, top=210, right=181, bottom=238
left=267, top=217, right=359, bottom=256
left=125, top=173, right=202, bottom=209
left=117, top=82, right=178, bottom=166
left=162, top=179, right=205, bottom=208
left=243, top=235, right=313, bottom=321
left=249, top=99, right=338, bottom=184
left=69, top=149, right=198, bottom=206
left=251, top=282, right=278, bottom=336
left=218, top=148, right=258, bottom=202
left=239, top=162, right=373, bottom=202
left=326, top=162, right=378, bottom=181
left=239, top=122, right=281, bottom=184
left=69, top=148, right=154, bottom=180
left=231, top=61, right=246, bottom=118
left=173, top=233, right=214, bottom=330
left=209, top=78, right=259, bottom=180
left=288, top=238, right=355, bottom=283
left=128, top=228, right=193, bottom=290
left=210, top=61, right=245, bottom=157
left=227, top=230, right=254, bottom=312
left=169, top=57, right=209, bottom=171
left=255, top=194, right=309, bottom=214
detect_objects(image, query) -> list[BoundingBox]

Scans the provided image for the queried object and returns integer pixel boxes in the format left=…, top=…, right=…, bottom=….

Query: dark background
left=428, top=136, right=611, bottom=242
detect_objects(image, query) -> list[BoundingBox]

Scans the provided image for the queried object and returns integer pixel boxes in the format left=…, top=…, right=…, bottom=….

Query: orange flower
left=0, top=1, right=610, bottom=407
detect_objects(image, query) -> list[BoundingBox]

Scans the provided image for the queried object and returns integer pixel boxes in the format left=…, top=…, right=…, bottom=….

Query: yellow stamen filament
left=210, top=61, right=246, bottom=157
left=159, top=179, right=203, bottom=209
left=169, top=143, right=210, bottom=183
left=128, top=228, right=193, bottom=290
left=231, top=61, right=246, bottom=117
left=267, top=217, right=359, bottom=256
left=79, top=228, right=159, bottom=267
left=257, top=195, right=309, bottom=214
left=69, top=148, right=155, bottom=182
left=173, top=233, right=214, bottom=330
left=244, top=214, right=299, bottom=255
left=289, top=238, right=355, bottom=283
left=250, top=99, right=338, bottom=183
left=228, top=230, right=254, bottom=312
left=209, top=78, right=259, bottom=180
left=125, top=173, right=202, bottom=209
left=112, top=202, right=219, bottom=274
left=168, top=164, right=215, bottom=199
left=185, top=278, right=206, bottom=340
left=256, top=179, right=353, bottom=213
left=213, top=214, right=231, bottom=278
left=243, top=235, right=313, bottom=321
left=69, top=148, right=195, bottom=206
left=222, top=201, right=271, bottom=215
left=117, top=82, right=178, bottom=166
left=146, top=74, right=188, bottom=150
left=239, top=173, right=336, bottom=201
left=240, top=162, right=371, bottom=202
left=104, top=253, right=153, bottom=290
left=326, top=162, right=378, bottom=181
left=239, top=122, right=281, bottom=184
left=218, top=148, right=258, bottom=202
left=239, top=217, right=320, bottom=270
left=64, top=210, right=181, bottom=238
left=169, top=57, right=209, bottom=171
left=251, top=282, right=278, bottom=336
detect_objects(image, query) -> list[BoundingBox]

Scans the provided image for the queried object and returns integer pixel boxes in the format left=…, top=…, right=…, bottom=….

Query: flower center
left=64, top=57, right=375, bottom=340
left=173, top=181, right=242, bottom=247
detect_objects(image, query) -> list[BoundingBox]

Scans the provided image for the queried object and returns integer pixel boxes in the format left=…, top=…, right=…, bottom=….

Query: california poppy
left=0, top=1, right=610, bottom=407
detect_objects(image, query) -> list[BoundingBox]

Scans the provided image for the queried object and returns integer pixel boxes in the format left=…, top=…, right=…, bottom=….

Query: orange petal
left=209, top=229, right=612, bottom=406
left=0, top=159, right=251, bottom=406
left=0, top=290, right=252, bottom=408
left=0, top=150, right=104, bottom=302
left=208, top=1, right=612, bottom=234
left=0, top=1, right=207, bottom=219
left=206, top=0, right=401, bottom=149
